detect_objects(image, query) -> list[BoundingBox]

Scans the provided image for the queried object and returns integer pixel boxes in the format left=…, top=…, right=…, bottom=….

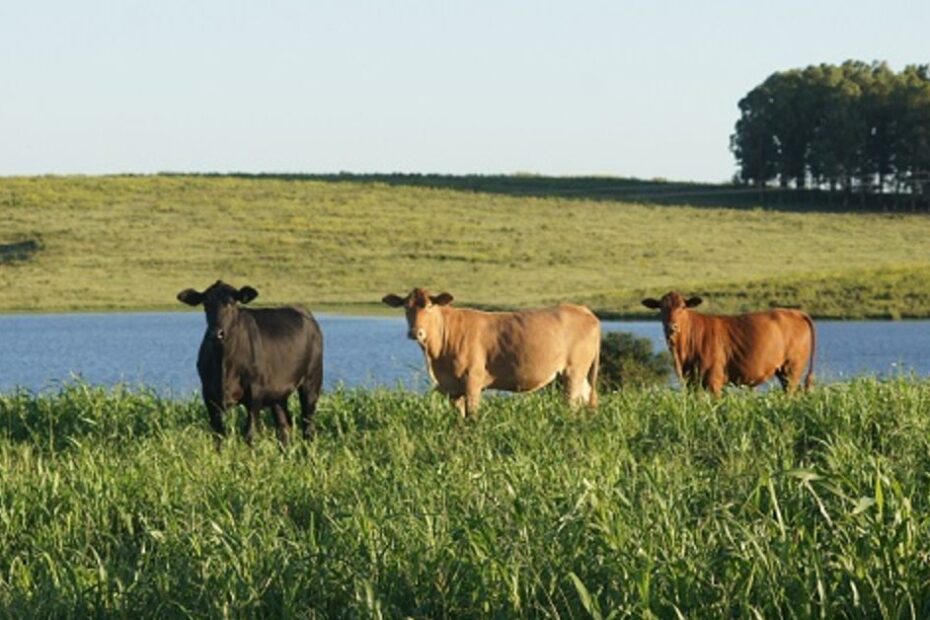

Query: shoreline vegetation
left=1, top=173, right=930, bottom=318
left=2, top=379, right=929, bottom=616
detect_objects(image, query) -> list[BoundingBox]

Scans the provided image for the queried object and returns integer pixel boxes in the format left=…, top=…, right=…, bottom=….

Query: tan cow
left=641, top=291, right=815, bottom=395
left=382, top=288, right=601, bottom=417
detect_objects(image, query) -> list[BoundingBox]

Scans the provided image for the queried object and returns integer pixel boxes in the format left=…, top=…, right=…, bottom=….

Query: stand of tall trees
left=731, top=61, right=930, bottom=209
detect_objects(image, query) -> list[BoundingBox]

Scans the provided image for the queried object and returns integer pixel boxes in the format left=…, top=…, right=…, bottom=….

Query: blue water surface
left=0, top=312, right=927, bottom=395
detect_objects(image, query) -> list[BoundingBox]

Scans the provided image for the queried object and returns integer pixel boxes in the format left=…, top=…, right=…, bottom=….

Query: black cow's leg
left=298, top=378, right=321, bottom=441
left=273, top=399, right=293, bottom=446
left=241, top=399, right=259, bottom=446
left=203, top=393, right=227, bottom=449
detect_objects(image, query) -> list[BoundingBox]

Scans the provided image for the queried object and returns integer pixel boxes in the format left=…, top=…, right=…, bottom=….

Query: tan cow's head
left=642, top=291, right=702, bottom=345
left=382, top=288, right=454, bottom=346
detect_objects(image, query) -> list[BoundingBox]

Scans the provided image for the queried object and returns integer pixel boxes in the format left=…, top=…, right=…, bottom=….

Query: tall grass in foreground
left=1, top=381, right=930, bottom=618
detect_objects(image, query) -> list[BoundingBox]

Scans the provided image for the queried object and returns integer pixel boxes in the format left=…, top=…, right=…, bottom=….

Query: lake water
left=0, top=312, right=928, bottom=396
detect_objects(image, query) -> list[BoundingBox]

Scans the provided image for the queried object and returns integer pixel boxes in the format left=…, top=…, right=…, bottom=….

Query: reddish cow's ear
left=237, top=286, right=259, bottom=304
left=382, top=294, right=405, bottom=307
left=431, top=292, right=454, bottom=306
left=641, top=298, right=661, bottom=309
left=177, top=289, right=204, bottom=306
left=685, top=296, right=703, bottom=308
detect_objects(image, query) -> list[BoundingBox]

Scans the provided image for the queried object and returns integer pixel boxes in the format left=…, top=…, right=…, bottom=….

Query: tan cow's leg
left=449, top=394, right=467, bottom=418
left=464, top=374, right=483, bottom=419
left=464, top=392, right=481, bottom=419
left=564, top=367, right=591, bottom=407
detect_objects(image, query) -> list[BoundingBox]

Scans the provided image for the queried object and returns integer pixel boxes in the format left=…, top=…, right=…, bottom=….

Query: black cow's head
left=177, top=281, right=258, bottom=342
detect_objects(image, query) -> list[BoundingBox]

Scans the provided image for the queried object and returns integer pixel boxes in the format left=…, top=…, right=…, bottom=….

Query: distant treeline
left=731, top=61, right=930, bottom=209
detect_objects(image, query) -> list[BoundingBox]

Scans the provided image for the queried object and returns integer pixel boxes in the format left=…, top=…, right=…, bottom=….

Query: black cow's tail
left=803, top=313, right=816, bottom=391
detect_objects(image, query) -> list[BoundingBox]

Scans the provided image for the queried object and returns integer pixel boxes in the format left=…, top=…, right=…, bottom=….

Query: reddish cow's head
left=178, top=280, right=258, bottom=342
left=382, top=288, right=454, bottom=346
left=642, top=291, right=702, bottom=345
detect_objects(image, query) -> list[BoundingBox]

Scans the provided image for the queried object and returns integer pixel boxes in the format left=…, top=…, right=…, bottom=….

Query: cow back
left=436, top=304, right=600, bottom=392
left=682, top=309, right=813, bottom=386
left=198, top=305, right=322, bottom=403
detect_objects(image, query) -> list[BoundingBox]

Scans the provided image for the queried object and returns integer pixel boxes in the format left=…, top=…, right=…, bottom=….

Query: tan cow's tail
left=803, top=313, right=816, bottom=391
left=587, top=333, right=600, bottom=408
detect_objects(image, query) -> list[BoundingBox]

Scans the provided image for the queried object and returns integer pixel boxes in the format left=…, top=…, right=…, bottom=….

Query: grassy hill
left=2, top=174, right=930, bottom=317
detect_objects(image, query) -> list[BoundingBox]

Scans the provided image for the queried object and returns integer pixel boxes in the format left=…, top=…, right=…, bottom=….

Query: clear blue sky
left=2, top=1, right=927, bottom=182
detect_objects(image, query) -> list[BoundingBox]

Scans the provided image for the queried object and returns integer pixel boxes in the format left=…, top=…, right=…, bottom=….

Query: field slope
left=2, top=382, right=930, bottom=616
left=2, top=174, right=930, bottom=316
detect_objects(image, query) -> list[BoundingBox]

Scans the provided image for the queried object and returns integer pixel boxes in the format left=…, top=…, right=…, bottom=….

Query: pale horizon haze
left=2, top=1, right=928, bottom=183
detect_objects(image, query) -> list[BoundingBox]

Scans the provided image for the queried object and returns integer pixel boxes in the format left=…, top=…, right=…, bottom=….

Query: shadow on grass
left=160, top=172, right=930, bottom=214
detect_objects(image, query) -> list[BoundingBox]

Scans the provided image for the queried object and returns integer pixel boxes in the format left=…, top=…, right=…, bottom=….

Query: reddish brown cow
left=383, top=288, right=601, bottom=417
left=641, top=291, right=815, bottom=395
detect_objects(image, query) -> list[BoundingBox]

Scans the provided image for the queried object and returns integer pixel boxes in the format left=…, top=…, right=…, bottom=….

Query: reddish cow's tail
left=587, top=333, right=600, bottom=408
left=803, top=313, right=816, bottom=391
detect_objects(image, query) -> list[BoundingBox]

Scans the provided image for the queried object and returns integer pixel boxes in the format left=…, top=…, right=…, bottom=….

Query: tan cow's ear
left=382, top=294, right=405, bottom=307
left=177, top=289, right=204, bottom=306
left=686, top=296, right=703, bottom=308
left=431, top=292, right=454, bottom=306
left=641, top=298, right=661, bottom=309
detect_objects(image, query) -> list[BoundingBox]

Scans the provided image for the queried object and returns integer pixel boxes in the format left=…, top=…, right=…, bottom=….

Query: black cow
left=177, top=281, right=323, bottom=446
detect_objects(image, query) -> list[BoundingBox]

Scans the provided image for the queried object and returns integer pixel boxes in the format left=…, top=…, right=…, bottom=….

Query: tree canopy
left=731, top=61, right=930, bottom=207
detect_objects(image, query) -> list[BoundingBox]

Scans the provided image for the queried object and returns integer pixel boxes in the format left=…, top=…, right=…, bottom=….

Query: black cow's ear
left=431, top=292, right=454, bottom=306
left=177, top=289, right=204, bottom=306
left=382, top=294, right=405, bottom=307
left=685, top=296, right=703, bottom=308
left=237, top=286, right=259, bottom=304
left=641, top=298, right=661, bottom=309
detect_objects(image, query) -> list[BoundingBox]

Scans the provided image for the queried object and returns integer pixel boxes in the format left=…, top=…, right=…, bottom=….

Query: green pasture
left=1, top=381, right=929, bottom=617
left=2, top=174, right=930, bottom=317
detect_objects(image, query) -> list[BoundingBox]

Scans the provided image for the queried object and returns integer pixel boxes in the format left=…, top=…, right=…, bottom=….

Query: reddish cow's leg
left=776, top=367, right=792, bottom=393
left=704, top=367, right=725, bottom=397
left=779, top=360, right=806, bottom=394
